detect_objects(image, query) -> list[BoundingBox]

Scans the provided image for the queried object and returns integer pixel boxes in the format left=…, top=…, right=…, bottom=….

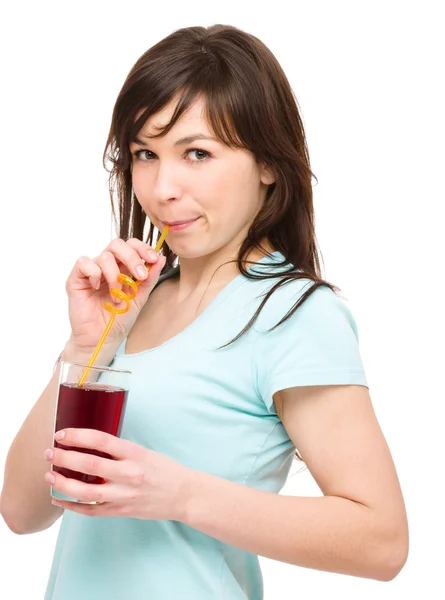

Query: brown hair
left=104, top=25, right=342, bottom=461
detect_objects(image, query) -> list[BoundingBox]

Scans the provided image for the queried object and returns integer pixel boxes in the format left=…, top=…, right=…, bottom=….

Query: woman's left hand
left=44, top=428, right=193, bottom=520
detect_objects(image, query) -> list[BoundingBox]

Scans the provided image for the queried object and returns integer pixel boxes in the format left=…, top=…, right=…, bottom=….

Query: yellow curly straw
left=77, top=226, right=170, bottom=387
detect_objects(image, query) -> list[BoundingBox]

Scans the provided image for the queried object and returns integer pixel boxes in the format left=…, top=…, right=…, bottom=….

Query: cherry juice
left=53, top=382, right=128, bottom=484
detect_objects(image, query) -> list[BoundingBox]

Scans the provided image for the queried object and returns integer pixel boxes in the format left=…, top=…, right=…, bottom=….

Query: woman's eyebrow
left=131, top=133, right=219, bottom=146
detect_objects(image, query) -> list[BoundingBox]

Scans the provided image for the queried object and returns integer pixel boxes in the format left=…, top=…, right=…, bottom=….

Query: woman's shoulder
left=247, top=251, right=318, bottom=303
left=247, top=254, right=347, bottom=332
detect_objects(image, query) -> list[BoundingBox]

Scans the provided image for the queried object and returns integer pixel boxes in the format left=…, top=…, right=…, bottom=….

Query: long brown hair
left=103, top=25, right=339, bottom=314
left=104, top=23, right=341, bottom=309
left=103, top=25, right=341, bottom=461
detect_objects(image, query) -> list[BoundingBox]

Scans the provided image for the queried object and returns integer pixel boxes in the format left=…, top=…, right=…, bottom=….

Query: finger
left=94, top=250, right=122, bottom=303
left=67, top=256, right=102, bottom=292
left=51, top=496, right=131, bottom=519
left=51, top=498, right=103, bottom=517
left=54, top=428, right=139, bottom=461
left=46, top=470, right=108, bottom=505
left=46, top=447, right=117, bottom=480
left=135, top=254, right=166, bottom=290
left=125, top=238, right=159, bottom=264
left=106, top=238, right=159, bottom=282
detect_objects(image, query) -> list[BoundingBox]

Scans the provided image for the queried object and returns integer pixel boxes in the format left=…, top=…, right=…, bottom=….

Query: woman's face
left=129, top=97, right=274, bottom=260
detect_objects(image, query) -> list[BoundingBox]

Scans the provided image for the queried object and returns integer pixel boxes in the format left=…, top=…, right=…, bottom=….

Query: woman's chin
left=170, top=247, right=208, bottom=260
left=167, top=239, right=221, bottom=260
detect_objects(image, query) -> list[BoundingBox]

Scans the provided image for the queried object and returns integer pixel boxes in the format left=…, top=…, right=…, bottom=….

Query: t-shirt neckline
left=120, top=250, right=285, bottom=357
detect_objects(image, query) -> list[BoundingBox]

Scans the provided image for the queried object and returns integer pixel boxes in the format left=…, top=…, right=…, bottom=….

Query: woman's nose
left=151, top=161, right=183, bottom=202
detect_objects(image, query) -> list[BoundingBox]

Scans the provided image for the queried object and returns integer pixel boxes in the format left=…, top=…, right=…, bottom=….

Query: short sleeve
left=253, top=282, right=369, bottom=413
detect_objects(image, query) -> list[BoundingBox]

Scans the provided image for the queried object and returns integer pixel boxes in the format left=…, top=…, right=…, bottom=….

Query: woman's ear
left=260, top=164, right=276, bottom=185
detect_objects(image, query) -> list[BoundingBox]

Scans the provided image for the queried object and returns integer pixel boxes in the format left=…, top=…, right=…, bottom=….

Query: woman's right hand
left=64, top=238, right=167, bottom=354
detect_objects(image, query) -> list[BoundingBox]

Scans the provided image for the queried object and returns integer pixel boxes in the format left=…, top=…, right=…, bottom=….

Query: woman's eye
left=133, top=150, right=155, bottom=161
left=186, top=149, right=210, bottom=162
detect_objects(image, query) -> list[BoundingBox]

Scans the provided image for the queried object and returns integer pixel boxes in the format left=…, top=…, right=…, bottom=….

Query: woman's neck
left=173, top=239, right=275, bottom=304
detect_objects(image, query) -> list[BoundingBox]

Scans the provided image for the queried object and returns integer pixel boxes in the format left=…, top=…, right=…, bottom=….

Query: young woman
left=1, top=24, right=408, bottom=600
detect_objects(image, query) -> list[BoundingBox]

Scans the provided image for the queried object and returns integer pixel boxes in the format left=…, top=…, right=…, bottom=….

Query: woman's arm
left=0, top=342, right=116, bottom=534
left=41, top=383, right=408, bottom=581
left=181, top=384, right=409, bottom=582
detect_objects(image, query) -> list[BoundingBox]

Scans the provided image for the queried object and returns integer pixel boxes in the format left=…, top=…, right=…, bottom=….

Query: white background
left=0, top=1, right=443, bottom=598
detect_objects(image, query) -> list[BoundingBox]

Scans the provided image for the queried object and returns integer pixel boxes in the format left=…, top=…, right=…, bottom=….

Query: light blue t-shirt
left=45, top=252, right=368, bottom=599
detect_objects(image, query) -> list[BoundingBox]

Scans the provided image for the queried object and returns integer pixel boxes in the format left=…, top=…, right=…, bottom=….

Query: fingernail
left=137, top=265, right=147, bottom=279
left=52, top=499, right=62, bottom=507
left=45, top=472, right=55, bottom=484
left=147, top=251, right=158, bottom=261
left=44, top=449, right=54, bottom=460
left=54, top=430, right=65, bottom=441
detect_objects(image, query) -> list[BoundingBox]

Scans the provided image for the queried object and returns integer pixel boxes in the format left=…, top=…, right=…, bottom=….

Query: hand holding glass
left=51, top=361, right=131, bottom=504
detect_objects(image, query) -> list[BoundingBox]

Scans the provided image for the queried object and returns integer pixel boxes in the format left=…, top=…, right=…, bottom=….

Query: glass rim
left=60, top=360, right=131, bottom=375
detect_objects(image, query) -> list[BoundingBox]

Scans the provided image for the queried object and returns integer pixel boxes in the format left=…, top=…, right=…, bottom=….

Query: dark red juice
left=54, top=382, right=128, bottom=484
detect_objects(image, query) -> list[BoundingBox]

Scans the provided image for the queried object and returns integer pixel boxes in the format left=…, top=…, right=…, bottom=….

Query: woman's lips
left=162, top=217, right=200, bottom=232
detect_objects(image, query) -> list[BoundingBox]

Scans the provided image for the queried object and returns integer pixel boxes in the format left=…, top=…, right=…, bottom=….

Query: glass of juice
left=51, top=361, right=131, bottom=504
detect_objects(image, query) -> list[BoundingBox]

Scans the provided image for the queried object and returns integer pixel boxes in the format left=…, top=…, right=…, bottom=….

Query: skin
left=4, top=96, right=408, bottom=581
left=130, top=96, right=276, bottom=302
